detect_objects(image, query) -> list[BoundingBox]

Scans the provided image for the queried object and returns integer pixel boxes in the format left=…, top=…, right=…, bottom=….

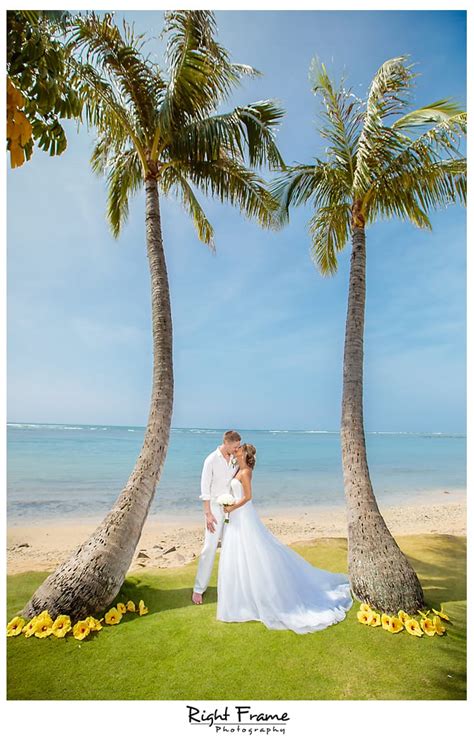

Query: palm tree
left=271, top=56, right=466, bottom=612
left=22, top=11, right=284, bottom=621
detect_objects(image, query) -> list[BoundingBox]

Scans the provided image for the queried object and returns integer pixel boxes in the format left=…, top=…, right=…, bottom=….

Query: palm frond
left=392, top=99, right=465, bottom=130
left=310, top=59, right=361, bottom=183
left=354, top=56, right=416, bottom=195
left=270, top=161, right=350, bottom=226
left=104, top=148, right=143, bottom=238
left=160, top=167, right=215, bottom=248
left=166, top=101, right=285, bottom=170
left=161, top=10, right=253, bottom=131
left=68, top=12, right=165, bottom=137
left=67, top=56, right=147, bottom=171
left=309, top=203, right=351, bottom=276
left=174, top=156, right=279, bottom=229
left=364, top=111, right=467, bottom=216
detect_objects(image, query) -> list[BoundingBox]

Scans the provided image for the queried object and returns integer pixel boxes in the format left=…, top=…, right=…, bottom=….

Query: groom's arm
left=199, top=456, right=218, bottom=532
left=199, top=456, right=213, bottom=501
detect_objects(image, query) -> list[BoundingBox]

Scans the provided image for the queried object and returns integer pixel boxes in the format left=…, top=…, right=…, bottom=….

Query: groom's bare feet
left=192, top=591, right=203, bottom=605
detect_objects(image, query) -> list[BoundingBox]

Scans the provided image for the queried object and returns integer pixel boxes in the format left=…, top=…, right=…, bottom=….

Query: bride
left=217, top=443, right=353, bottom=634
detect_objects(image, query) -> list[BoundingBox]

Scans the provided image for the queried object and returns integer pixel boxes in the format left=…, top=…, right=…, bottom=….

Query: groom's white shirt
left=199, top=446, right=238, bottom=501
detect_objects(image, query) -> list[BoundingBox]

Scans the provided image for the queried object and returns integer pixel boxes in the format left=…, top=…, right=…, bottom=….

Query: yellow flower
left=357, top=610, right=372, bottom=625
left=73, top=620, right=91, bottom=640
left=420, top=617, right=436, bottom=637
left=388, top=616, right=404, bottom=633
left=368, top=611, right=381, bottom=627
left=432, top=615, right=447, bottom=635
left=359, top=603, right=373, bottom=613
left=398, top=610, right=410, bottom=624
left=405, top=618, right=423, bottom=637
left=35, top=610, right=51, bottom=621
left=138, top=599, right=149, bottom=616
left=417, top=609, right=430, bottom=619
left=86, top=616, right=103, bottom=632
left=51, top=615, right=72, bottom=638
left=381, top=613, right=392, bottom=631
left=104, top=607, right=122, bottom=625
left=126, top=600, right=136, bottom=612
left=34, top=615, right=54, bottom=638
left=432, top=607, right=451, bottom=622
left=22, top=620, right=38, bottom=638
left=116, top=602, right=127, bottom=614
left=7, top=616, right=26, bottom=637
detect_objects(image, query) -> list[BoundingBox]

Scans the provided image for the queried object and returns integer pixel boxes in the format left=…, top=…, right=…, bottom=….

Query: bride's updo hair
left=242, top=443, right=257, bottom=470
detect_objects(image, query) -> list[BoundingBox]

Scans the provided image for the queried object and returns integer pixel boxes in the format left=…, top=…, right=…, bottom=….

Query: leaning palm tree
left=272, top=56, right=466, bottom=612
left=22, top=10, right=284, bottom=620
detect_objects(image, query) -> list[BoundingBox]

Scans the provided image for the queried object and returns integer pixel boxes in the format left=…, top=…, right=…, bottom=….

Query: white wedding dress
left=217, top=477, right=353, bottom=634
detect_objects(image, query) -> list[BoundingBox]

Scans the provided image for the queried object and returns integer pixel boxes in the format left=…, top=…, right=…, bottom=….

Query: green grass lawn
left=7, top=534, right=466, bottom=700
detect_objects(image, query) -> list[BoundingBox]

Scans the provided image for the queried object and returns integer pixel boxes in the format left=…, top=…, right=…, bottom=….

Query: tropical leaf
left=309, top=202, right=351, bottom=275
left=392, top=99, right=465, bottom=130
left=353, top=56, right=415, bottom=195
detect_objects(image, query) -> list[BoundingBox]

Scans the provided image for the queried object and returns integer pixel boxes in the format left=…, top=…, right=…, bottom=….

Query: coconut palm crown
left=69, top=10, right=284, bottom=241
left=271, top=56, right=466, bottom=612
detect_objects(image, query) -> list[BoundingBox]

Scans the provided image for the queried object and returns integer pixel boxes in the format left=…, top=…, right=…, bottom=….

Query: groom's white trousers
left=194, top=499, right=225, bottom=594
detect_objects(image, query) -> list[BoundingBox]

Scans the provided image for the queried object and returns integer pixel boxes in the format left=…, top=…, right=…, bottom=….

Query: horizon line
left=6, top=421, right=466, bottom=435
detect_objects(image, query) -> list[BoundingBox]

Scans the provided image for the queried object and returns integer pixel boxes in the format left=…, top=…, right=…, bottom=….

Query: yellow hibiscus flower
left=116, top=602, right=127, bottom=614
left=86, top=616, right=103, bottom=632
left=432, top=615, right=447, bottom=635
left=7, top=616, right=26, bottom=637
left=73, top=620, right=91, bottom=640
left=405, top=618, right=423, bottom=637
left=398, top=610, right=410, bottom=624
left=22, top=620, right=38, bottom=638
left=381, top=613, right=392, bottom=630
left=104, top=607, right=122, bottom=625
left=417, top=610, right=430, bottom=619
left=420, top=617, right=436, bottom=636
left=33, top=610, right=51, bottom=623
left=388, top=616, right=404, bottom=633
left=51, top=615, right=72, bottom=638
left=359, top=603, right=373, bottom=613
left=357, top=610, right=372, bottom=625
left=368, top=611, right=381, bottom=627
left=34, top=615, right=53, bottom=638
left=126, top=600, right=136, bottom=612
left=138, top=599, right=149, bottom=616
left=432, top=607, right=451, bottom=623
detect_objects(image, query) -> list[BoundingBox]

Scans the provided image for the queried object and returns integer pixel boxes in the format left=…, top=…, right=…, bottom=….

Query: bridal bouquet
left=217, top=493, right=236, bottom=524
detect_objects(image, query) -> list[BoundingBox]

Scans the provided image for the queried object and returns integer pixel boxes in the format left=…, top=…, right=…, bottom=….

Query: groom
left=191, top=430, right=241, bottom=605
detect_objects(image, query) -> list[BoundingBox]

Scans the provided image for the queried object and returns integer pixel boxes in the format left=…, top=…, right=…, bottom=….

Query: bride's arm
left=227, top=470, right=252, bottom=511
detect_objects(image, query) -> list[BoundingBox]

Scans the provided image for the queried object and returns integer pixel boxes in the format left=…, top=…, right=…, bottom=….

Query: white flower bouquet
left=217, top=492, right=236, bottom=524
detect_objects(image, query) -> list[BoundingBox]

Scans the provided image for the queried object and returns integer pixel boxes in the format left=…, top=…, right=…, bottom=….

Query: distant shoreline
left=7, top=495, right=466, bottom=575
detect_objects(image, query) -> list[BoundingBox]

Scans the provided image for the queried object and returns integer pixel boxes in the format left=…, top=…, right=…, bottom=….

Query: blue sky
left=7, top=9, right=466, bottom=432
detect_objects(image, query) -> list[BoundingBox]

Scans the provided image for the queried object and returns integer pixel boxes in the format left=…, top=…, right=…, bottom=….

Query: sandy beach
left=7, top=492, right=466, bottom=575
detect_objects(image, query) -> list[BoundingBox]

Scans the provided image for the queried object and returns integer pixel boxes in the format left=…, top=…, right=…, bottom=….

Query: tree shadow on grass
left=116, top=579, right=217, bottom=615
left=402, top=536, right=466, bottom=606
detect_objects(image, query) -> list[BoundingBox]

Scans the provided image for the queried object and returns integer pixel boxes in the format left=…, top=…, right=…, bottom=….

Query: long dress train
left=217, top=477, right=353, bottom=634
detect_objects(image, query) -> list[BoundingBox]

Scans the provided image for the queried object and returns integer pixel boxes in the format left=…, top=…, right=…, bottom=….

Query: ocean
left=6, top=423, right=466, bottom=524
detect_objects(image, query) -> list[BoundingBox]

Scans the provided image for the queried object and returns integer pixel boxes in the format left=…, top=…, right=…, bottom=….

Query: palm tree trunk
left=341, top=212, right=424, bottom=613
left=22, top=177, right=173, bottom=621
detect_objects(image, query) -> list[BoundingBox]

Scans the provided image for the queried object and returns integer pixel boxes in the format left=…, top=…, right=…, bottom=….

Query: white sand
left=7, top=492, right=466, bottom=575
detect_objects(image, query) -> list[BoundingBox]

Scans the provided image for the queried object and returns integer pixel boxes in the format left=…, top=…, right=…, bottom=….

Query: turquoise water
left=7, top=424, right=466, bottom=523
